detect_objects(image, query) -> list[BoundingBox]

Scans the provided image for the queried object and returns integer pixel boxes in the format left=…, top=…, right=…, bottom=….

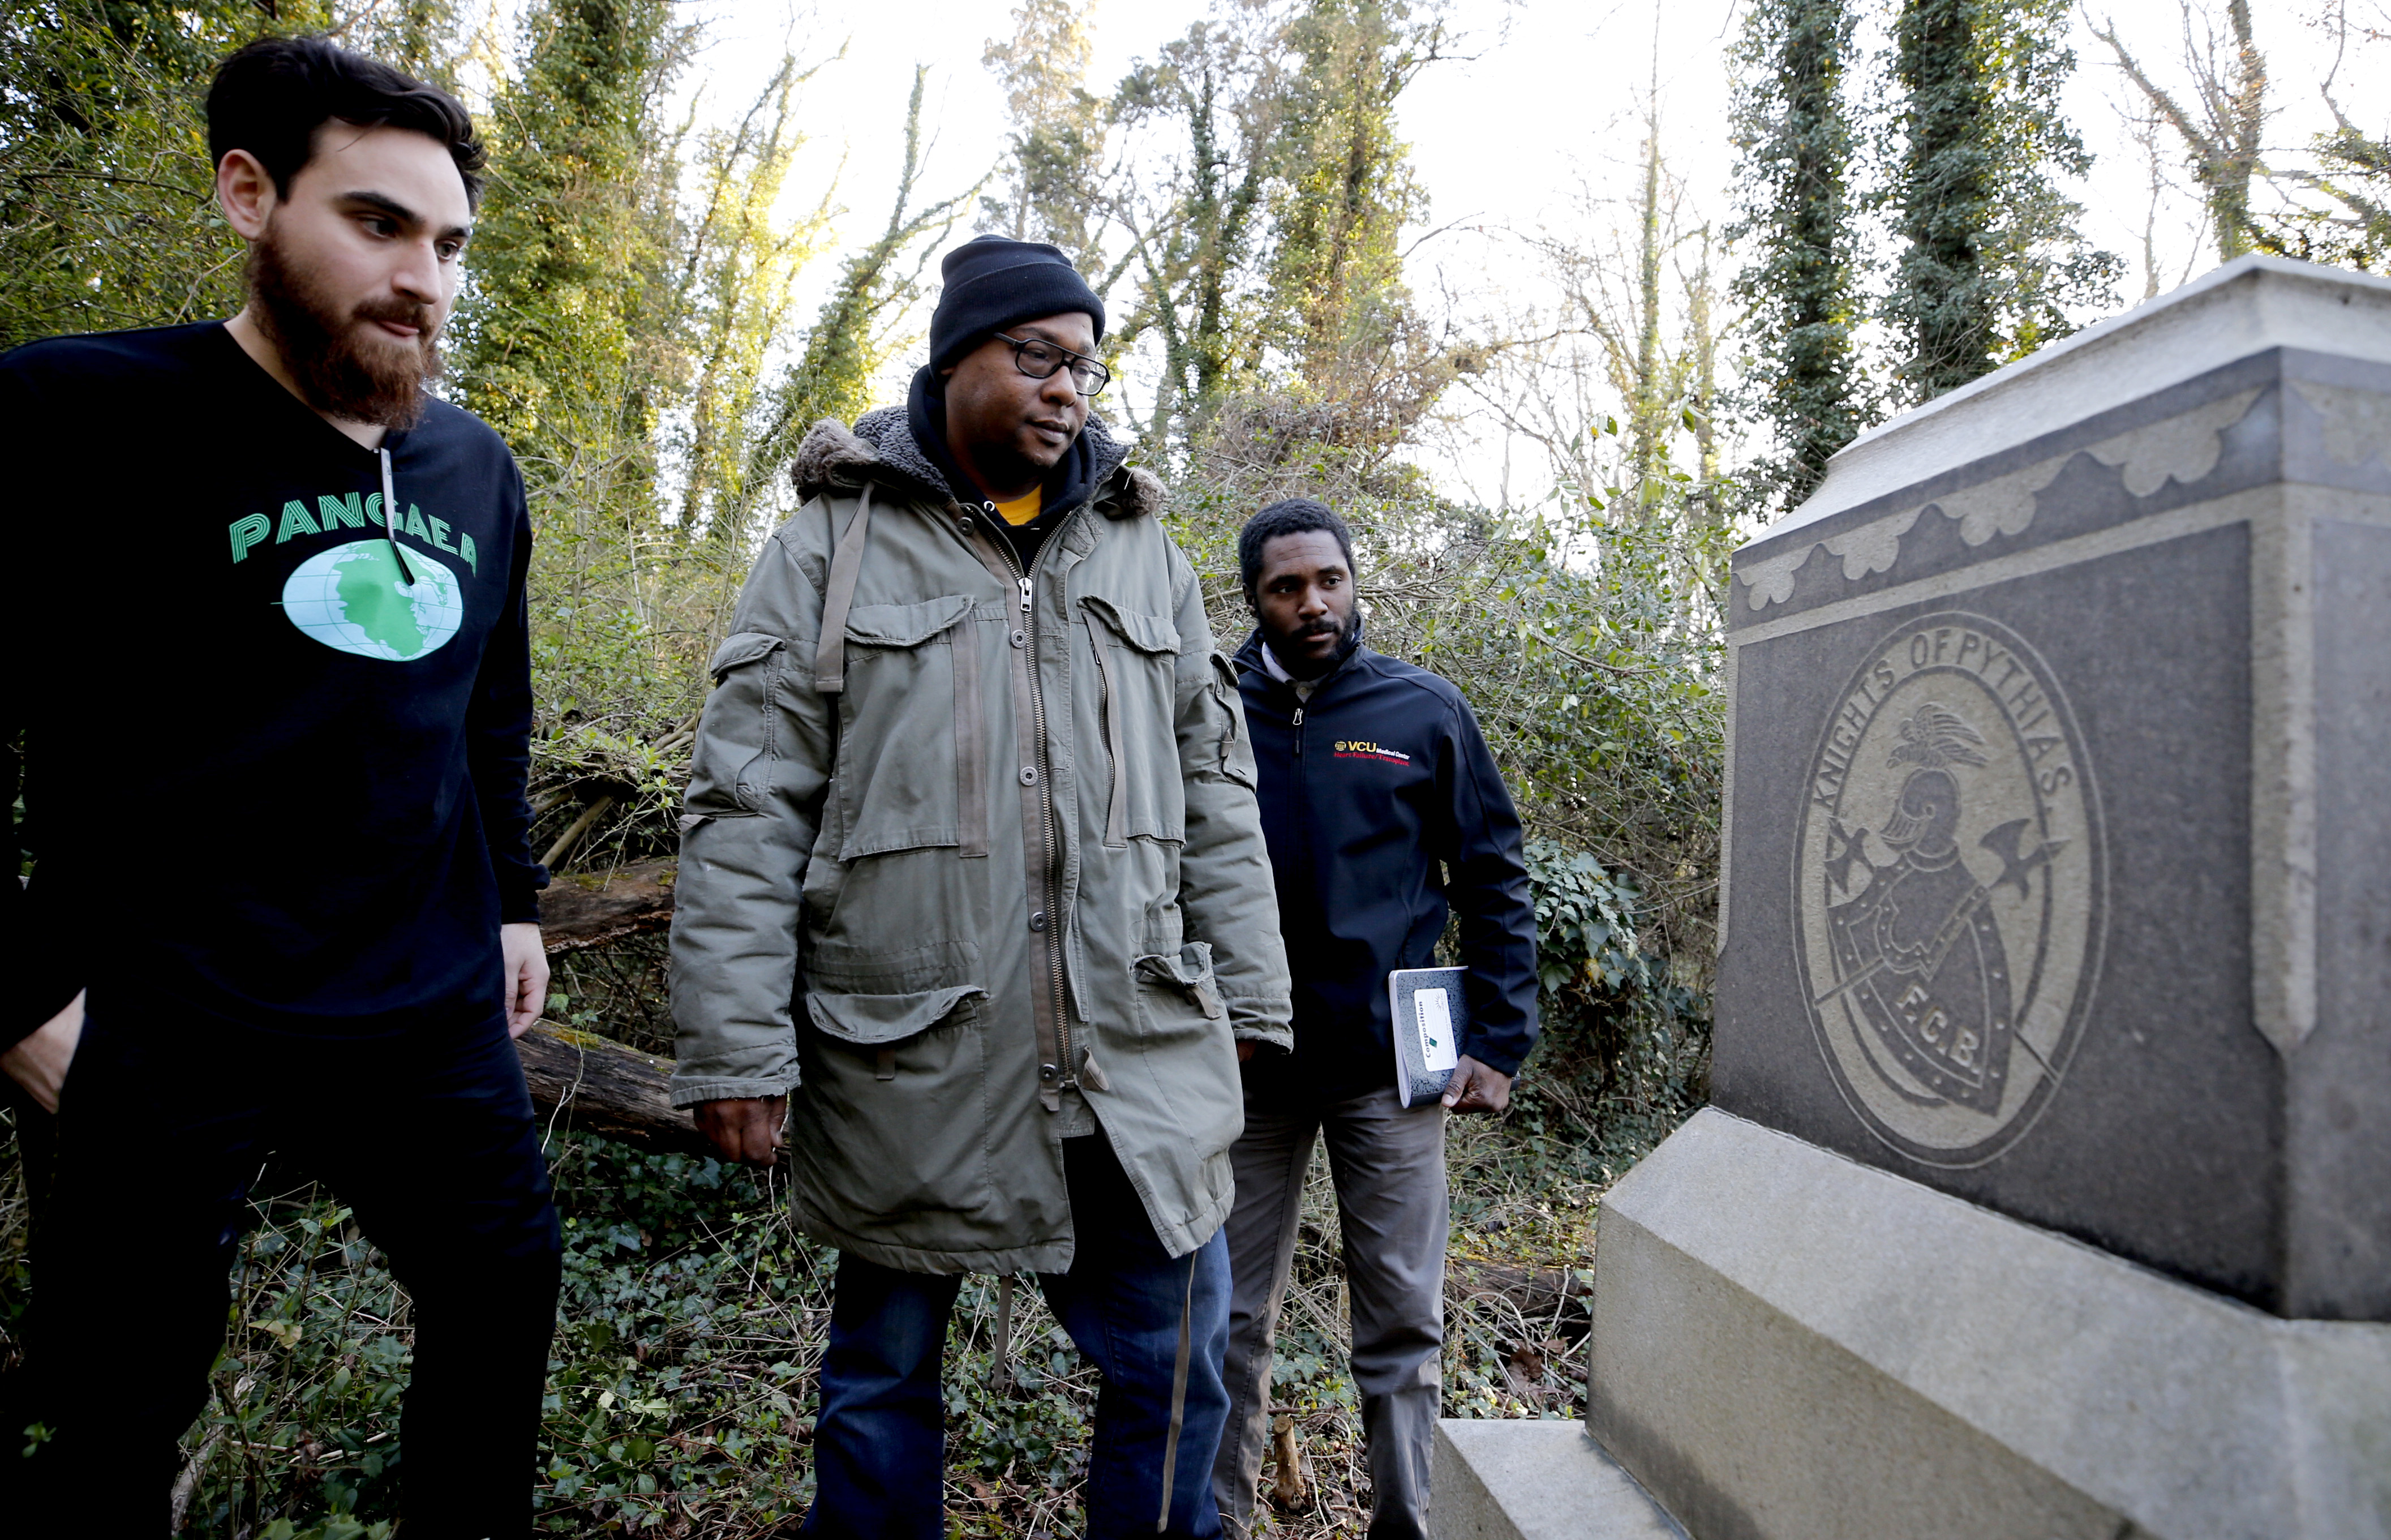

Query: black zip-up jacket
left=1233, top=629, right=1539, bottom=1102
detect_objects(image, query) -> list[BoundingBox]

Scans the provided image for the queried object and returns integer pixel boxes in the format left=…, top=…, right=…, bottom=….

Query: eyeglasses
left=996, top=333, right=1111, bottom=397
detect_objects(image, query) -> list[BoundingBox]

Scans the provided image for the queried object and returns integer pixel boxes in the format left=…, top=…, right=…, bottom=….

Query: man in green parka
left=668, top=235, right=1291, bottom=1538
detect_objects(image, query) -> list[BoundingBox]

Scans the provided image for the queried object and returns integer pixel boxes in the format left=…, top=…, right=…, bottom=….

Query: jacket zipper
left=1288, top=693, right=1315, bottom=966
left=983, top=505, right=1076, bottom=1099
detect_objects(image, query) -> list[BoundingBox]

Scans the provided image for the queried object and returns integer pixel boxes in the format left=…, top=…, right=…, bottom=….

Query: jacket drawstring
left=380, top=447, right=416, bottom=587
left=1156, top=1254, right=1195, bottom=1533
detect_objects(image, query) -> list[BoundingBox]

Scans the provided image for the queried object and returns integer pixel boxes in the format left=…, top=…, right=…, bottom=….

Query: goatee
left=248, top=230, right=441, bottom=430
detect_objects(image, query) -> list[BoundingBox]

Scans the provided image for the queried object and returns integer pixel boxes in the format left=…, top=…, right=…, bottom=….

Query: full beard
left=1274, top=606, right=1362, bottom=680
left=248, top=230, right=441, bottom=430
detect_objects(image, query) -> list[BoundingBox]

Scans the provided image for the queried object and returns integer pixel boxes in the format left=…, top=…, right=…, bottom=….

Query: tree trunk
left=538, top=856, right=678, bottom=952
left=514, top=1019, right=711, bottom=1156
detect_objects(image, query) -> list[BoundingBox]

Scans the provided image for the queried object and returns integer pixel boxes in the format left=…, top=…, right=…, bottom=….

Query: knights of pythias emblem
left=1794, top=613, right=2105, bottom=1167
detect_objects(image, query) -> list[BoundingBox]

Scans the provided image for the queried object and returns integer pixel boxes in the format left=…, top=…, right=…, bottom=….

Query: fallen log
left=1446, top=1256, right=1594, bottom=1348
left=513, top=1023, right=1602, bottom=1331
left=1446, top=1258, right=1592, bottom=1321
left=522, top=860, right=702, bottom=1153
left=516, top=1019, right=711, bottom=1156
left=538, top=857, right=678, bottom=954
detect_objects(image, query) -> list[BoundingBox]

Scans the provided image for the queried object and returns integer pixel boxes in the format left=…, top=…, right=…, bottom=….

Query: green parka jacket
left=667, top=407, right=1292, bottom=1274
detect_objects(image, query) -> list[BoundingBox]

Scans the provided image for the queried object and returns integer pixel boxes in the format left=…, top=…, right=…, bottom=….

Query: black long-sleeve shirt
left=1233, top=630, right=1539, bottom=1102
left=4, top=323, right=544, bottom=1045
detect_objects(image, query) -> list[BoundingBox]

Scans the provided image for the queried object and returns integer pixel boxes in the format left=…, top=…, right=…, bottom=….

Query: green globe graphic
left=281, top=539, right=463, bottom=661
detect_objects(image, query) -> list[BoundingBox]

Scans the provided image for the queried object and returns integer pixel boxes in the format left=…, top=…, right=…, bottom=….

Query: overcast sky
left=648, top=0, right=2355, bottom=502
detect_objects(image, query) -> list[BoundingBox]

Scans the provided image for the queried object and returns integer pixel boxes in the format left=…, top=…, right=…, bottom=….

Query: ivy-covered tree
left=981, top=0, right=1109, bottom=265
left=668, top=58, right=834, bottom=553
left=0, top=0, right=343, bottom=350
left=1112, top=0, right=1448, bottom=456
left=383, top=0, right=470, bottom=91
left=2270, top=109, right=2391, bottom=271
left=2257, top=3, right=2385, bottom=271
left=1113, top=8, right=1287, bottom=445
left=2090, top=0, right=2266, bottom=264
left=448, top=0, right=683, bottom=471
left=1886, top=0, right=2118, bottom=400
left=1622, top=105, right=1672, bottom=505
left=742, top=68, right=976, bottom=497
left=1264, top=0, right=1437, bottom=399
left=1727, top=0, right=1873, bottom=511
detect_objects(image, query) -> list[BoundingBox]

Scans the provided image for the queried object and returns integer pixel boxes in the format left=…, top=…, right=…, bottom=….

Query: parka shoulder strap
left=814, top=482, right=875, bottom=694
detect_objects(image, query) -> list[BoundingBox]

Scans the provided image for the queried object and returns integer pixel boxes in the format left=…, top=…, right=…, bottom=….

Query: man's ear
left=216, top=148, right=277, bottom=241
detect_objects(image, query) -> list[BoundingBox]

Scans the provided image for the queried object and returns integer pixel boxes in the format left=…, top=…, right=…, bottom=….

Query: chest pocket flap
left=843, top=594, right=977, bottom=650
left=1080, top=594, right=1184, bottom=846
left=1081, top=594, right=1179, bottom=657
left=834, top=594, right=984, bottom=860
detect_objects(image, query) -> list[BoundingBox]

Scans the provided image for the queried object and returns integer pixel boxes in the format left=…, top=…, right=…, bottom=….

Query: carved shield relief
left=1793, top=612, right=2106, bottom=1167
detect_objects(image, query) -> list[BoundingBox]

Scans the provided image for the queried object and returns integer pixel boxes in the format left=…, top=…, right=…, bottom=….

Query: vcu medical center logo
left=1793, top=612, right=2105, bottom=1168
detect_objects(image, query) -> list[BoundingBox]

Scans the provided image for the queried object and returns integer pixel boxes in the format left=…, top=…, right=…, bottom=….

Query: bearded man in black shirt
left=1, top=38, right=560, bottom=1537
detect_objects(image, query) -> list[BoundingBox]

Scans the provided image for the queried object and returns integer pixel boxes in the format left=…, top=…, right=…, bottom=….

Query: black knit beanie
left=928, top=234, right=1105, bottom=374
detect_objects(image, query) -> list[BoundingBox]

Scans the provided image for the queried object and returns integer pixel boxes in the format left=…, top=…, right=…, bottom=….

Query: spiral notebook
left=1389, top=966, right=1467, bottom=1108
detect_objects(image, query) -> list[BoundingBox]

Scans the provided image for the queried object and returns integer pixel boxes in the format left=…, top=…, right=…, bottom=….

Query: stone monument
left=1433, top=255, right=2391, bottom=1540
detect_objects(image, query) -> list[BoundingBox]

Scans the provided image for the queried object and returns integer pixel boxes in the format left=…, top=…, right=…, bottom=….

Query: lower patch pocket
left=806, top=983, right=985, bottom=1045
left=791, top=985, right=990, bottom=1221
left=1130, top=942, right=1226, bottom=1039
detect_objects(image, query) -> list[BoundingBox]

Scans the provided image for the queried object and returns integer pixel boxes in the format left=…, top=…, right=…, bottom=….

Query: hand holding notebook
left=1389, top=966, right=1468, bottom=1108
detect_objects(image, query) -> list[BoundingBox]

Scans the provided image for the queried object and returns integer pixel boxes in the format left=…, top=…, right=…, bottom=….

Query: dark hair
left=208, top=36, right=486, bottom=211
left=1238, top=498, right=1355, bottom=594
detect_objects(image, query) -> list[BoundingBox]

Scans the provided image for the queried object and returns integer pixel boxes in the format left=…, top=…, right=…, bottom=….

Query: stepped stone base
left=1432, top=1418, right=1685, bottom=1539
left=1579, top=1109, right=2391, bottom=1540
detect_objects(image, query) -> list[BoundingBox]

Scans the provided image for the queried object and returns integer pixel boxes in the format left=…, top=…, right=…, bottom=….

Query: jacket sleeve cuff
left=497, top=865, right=549, bottom=926
left=1225, top=994, right=1293, bottom=1051
left=669, top=1072, right=799, bottom=1109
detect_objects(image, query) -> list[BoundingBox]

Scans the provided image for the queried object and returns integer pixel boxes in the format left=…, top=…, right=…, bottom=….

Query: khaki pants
left=1210, top=1083, right=1447, bottom=1539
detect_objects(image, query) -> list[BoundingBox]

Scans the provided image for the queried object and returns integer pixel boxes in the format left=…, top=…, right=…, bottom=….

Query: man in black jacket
left=1209, top=499, right=1538, bottom=1539
left=1, top=38, right=559, bottom=1536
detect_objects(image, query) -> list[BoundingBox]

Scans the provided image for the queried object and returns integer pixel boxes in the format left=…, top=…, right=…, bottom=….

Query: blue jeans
left=804, top=1131, right=1231, bottom=1539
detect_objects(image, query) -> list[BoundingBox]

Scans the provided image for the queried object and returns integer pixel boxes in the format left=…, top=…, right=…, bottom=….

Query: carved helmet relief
left=1794, top=613, right=2106, bottom=1166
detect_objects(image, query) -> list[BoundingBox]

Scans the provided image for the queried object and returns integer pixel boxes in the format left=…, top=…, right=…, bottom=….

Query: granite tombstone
left=1432, top=256, right=2391, bottom=1540
left=1715, top=255, right=2391, bottom=1320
